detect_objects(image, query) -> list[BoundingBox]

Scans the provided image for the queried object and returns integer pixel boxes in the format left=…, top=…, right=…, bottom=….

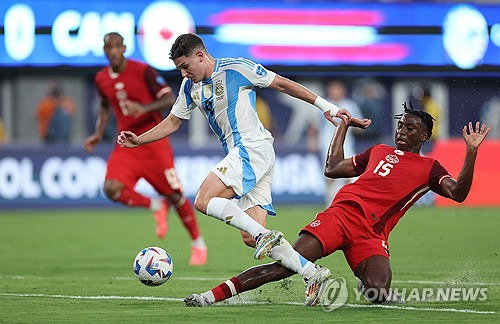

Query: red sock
left=115, top=187, right=150, bottom=208
left=211, top=277, right=243, bottom=302
left=176, top=198, right=200, bottom=240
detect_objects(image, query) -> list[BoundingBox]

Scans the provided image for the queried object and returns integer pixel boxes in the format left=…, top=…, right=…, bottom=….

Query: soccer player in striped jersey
left=117, top=33, right=351, bottom=282
left=181, top=107, right=489, bottom=307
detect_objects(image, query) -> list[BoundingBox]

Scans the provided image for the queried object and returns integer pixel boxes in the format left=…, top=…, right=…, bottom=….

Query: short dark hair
left=104, top=32, right=124, bottom=45
left=395, top=102, right=435, bottom=138
left=169, top=33, right=206, bottom=60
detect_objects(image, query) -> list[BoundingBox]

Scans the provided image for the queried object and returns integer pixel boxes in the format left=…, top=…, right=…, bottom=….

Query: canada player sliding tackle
left=183, top=105, right=489, bottom=307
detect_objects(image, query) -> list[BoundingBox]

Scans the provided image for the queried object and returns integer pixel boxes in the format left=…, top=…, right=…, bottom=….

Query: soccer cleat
left=184, top=294, right=213, bottom=307
left=189, top=246, right=208, bottom=266
left=304, top=265, right=332, bottom=306
left=253, top=230, right=284, bottom=260
left=154, top=201, right=169, bottom=239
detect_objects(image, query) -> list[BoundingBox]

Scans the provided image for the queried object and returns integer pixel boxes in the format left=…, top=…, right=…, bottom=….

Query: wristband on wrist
left=314, top=96, right=340, bottom=117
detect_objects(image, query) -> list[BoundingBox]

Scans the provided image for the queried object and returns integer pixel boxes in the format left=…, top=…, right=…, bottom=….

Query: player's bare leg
left=194, top=172, right=282, bottom=258
left=185, top=233, right=330, bottom=307
left=103, top=179, right=168, bottom=238
left=240, top=205, right=267, bottom=247
left=355, top=255, right=402, bottom=303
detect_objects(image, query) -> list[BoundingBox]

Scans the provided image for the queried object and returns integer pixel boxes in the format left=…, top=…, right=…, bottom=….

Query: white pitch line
left=392, top=280, right=500, bottom=286
left=0, top=293, right=496, bottom=315
left=0, top=293, right=182, bottom=302
left=2, top=275, right=500, bottom=287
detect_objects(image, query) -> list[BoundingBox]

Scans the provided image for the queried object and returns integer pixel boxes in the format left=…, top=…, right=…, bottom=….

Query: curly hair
left=169, top=33, right=206, bottom=60
left=394, top=101, right=435, bottom=139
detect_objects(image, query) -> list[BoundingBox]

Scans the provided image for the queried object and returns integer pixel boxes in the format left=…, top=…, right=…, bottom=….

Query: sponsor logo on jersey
left=310, top=220, right=321, bottom=227
left=114, top=82, right=125, bottom=90
left=394, top=149, right=404, bottom=156
left=217, top=166, right=227, bottom=175
left=385, top=154, right=399, bottom=164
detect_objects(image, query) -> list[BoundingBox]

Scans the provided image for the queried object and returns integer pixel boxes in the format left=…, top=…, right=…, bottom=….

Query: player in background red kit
left=83, top=32, right=207, bottom=265
left=184, top=105, right=489, bottom=306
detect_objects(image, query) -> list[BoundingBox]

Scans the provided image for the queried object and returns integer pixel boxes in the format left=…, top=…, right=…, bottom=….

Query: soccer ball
left=133, top=247, right=173, bottom=286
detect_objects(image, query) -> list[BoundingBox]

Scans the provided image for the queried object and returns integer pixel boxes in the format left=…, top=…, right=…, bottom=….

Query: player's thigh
left=194, top=172, right=236, bottom=213
left=292, top=233, right=324, bottom=263
left=211, top=143, right=274, bottom=198
left=105, top=150, right=140, bottom=195
left=300, top=208, right=347, bottom=258
left=142, top=158, right=185, bottom=205
left=346, top=238, right=391, bottom=284
left=235, top=152, right=275, bottom=216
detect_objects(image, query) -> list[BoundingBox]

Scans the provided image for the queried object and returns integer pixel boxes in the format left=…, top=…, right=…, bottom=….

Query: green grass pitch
left=0, top=205, right=499, bottom=322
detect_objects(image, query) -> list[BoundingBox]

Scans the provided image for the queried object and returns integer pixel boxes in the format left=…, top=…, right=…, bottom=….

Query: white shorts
left=212, top=140, right=276, bottom=215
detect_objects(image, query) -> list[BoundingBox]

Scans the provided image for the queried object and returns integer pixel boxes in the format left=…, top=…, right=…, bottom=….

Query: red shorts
left=106, top=146, right=183, bottom=196
left=300, top=201, right=389, bottom=273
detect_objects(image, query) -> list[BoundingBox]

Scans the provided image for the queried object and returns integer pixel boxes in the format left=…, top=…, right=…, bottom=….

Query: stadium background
left=1, top=0, right=499, bottom=208
left=1, top=0, right=499, bottom=322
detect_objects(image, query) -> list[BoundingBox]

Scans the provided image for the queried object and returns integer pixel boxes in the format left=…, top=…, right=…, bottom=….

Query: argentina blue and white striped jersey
left=171, top=58, right=276, bottom=153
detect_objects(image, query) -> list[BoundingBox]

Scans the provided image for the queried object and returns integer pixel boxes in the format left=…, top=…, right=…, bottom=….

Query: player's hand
left=117, top=131, right=140, bottom=148
left=124, top=100, right=145, bottom=117
left=349, top=117, right=372, bottom=129
left=462, top=121, right=490, bottom=149
left=335, top=108, right=351, bottom=126
left=323, top=108, right=351, bottom=126
left=83, top=134, right=101, bottom=152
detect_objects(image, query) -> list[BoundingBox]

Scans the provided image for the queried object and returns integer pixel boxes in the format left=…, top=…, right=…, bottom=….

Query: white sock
left=270, top=238, right=317, bottom=280
left=206, top=197, right=267, bottom=238
left=191, top=236, right=206, bottom=248
left=150, top=198, right=162, bottom=211
left=200, top=290, right=215, bottom=303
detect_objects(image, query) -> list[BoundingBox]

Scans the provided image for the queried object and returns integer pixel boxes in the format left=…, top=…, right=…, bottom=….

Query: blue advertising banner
left=1, top=0, right=499, bottom=71
left=0, top=145, right=326, bottom=208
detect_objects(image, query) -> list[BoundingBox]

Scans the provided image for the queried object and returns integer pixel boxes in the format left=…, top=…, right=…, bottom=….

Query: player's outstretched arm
left=124, top=93, right=176, bottom=117
left=324, top=121, right=359, bottom=179
left=440, top=121, right=490, bottom=202
left=117, top=113, right=184, bottom=148
left=268, top=75, right=351, bottom=126
left=84, top=100, right=112, bottom=152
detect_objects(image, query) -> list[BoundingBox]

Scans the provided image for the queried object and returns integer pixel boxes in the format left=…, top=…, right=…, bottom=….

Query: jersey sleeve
left=352, top=146, right=374, bottom=175
left=171, top=78, right=196, bottom=120
left=144, top=66, right=172, bottom=99
left=225, top=58, right=276, bottom=88
left=428, top=160, right=452, bottom=195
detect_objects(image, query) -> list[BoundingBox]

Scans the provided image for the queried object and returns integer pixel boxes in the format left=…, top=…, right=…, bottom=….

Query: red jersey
left=95, top=59, right=173, bottom=156
left=332, top=144, right=452, bottom=237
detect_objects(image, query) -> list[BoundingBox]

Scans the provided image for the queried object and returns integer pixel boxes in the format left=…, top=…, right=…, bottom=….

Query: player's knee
left=363, top=278, right=391, bottom=303
left=193, top=193, right=208, bottom=214
left=103, top=180, right=123, bottom=200
left=241, top=231, right=256, bottom=248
